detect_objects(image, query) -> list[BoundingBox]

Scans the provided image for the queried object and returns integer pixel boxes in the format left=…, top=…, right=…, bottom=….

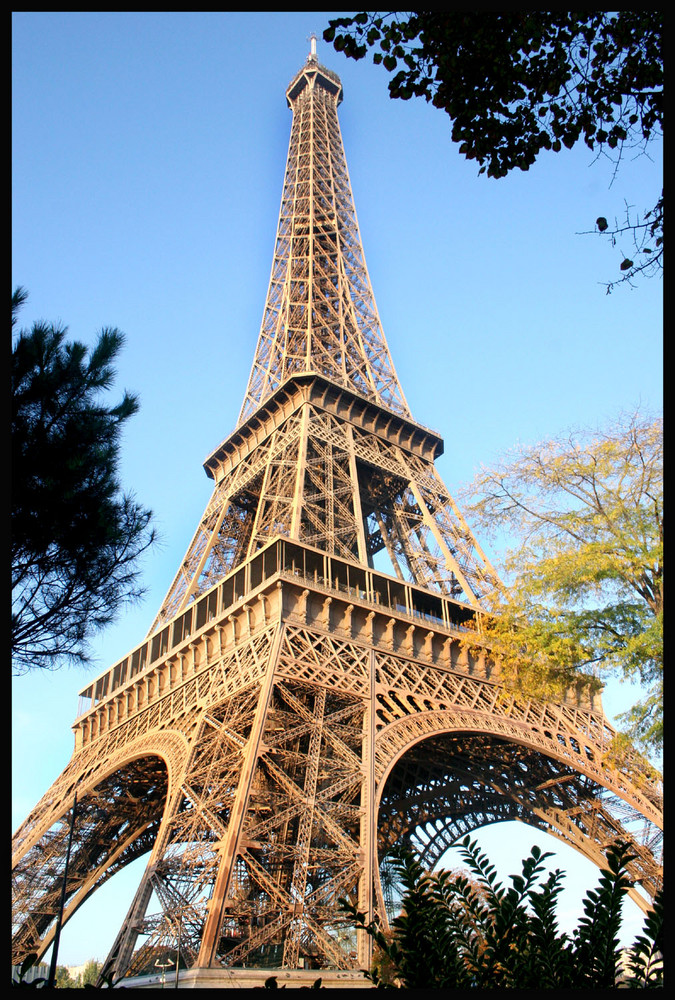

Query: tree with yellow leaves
left=461, top=410, right=662, bottom=753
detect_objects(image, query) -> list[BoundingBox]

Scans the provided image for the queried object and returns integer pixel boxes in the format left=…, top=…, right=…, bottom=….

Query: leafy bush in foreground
left=343, top=837, right=662, bottom=988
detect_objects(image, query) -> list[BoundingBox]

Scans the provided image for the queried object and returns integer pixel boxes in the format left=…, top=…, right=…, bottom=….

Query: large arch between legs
left=12, top=730, right=190, bottom=966
left=373, top=711, right=662, bottom=920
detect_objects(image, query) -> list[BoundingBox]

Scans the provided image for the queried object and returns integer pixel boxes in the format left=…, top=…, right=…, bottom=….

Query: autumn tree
left=324, top=12, right=663, bottom=291
left=460, top=410, right=662, bottom=753
left=11, top=288, right=157, bottom=674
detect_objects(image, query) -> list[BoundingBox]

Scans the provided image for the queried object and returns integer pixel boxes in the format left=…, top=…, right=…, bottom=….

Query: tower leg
left=197, top=633, right=280, bottom=967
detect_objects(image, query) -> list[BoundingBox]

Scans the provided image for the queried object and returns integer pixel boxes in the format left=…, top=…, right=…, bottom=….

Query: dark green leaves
left=323, top=12, right=662, bottom=289
left=341, top=839, right=662, bottom=989
left=11, top=289, right=157, bottom=673
left=324, top=12, right=662, bottom=173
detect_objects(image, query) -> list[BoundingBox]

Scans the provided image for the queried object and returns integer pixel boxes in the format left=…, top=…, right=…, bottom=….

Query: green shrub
left=342, top=838, right=663, bottom=988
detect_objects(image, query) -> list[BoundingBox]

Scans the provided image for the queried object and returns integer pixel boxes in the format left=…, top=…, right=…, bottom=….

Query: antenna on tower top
left=308, top=32, right=317, bottom=61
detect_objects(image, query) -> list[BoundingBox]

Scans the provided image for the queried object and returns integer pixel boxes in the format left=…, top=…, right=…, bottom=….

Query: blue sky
left=12, top=12, right=662, bottom=967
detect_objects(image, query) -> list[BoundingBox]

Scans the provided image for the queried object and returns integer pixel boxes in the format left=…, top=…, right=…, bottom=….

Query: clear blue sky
left=12, top=12, right=662, bottom=967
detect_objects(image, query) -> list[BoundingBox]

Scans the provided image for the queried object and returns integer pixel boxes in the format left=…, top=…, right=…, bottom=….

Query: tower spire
left=238, top=49, right=410, bottom=425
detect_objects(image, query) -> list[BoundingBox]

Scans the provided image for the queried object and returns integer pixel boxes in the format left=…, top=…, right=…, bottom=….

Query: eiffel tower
left=12, top=40, right=662, bottom=987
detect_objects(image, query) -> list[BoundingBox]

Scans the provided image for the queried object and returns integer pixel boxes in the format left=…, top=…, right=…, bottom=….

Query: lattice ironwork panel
left=239, top=59, right=409, bottom=423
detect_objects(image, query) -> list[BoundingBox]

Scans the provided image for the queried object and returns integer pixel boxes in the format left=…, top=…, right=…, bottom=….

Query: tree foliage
left=11, top=288, right=157, bottom=674
left=343, top=839, right=663, bottom=988
left=80, top=960, right=102, bottom=987
left=12, top=958, right=105, bottom=989
left=55, top=966, right=78, bottom=988
left=324, top=12, right=663, bottom=290
left=460, top=410, right=662, bottom=753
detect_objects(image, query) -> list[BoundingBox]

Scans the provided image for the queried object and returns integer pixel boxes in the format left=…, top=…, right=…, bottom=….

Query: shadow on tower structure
left=12, top=42, right=663, bottom=988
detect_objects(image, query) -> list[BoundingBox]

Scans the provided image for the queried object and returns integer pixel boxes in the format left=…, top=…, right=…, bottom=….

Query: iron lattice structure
left=12, top=48, right=662, bottom=985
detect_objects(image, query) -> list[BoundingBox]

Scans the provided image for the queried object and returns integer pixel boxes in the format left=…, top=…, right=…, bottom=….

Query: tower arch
left=11, top=746, right=179, bottom=966
left=374, top=717, right=661, bottom=917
